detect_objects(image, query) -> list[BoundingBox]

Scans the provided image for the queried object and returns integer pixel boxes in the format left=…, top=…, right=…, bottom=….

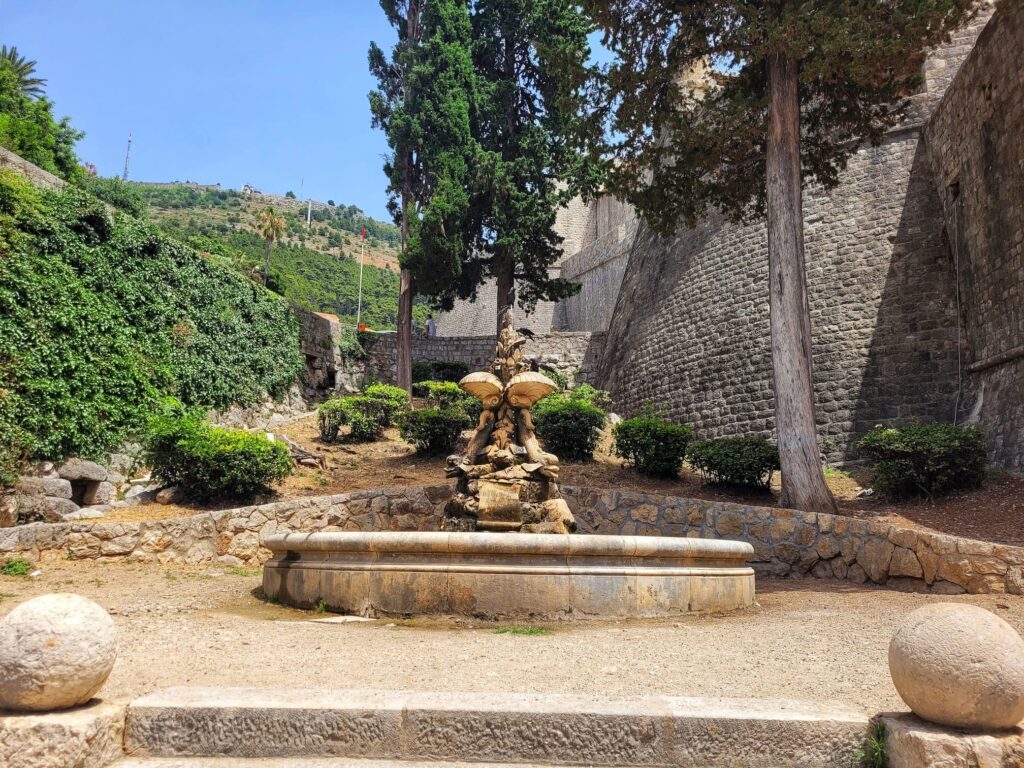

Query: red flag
left=361, top=227, right=366, bottom=240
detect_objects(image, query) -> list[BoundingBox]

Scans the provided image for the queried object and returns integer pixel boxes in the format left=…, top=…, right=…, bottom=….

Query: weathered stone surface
left=82, top=482, right=116, bottom=506
left=889, top=603, right=1024, bottom=730
left=0, top=701, right=125, bottom=768
left=858, top=539, right=895, bottom=583
left=890, top=548, right=924, bottom=579
left=124, top=687, right=867, bottom=766
left=155, top=486, right=184, bottom=505
left=15, top=477, right=73, bottom=499
left=0, top=594, right=117, bottom=711
left=57, top=459, right=107, bottom=482
left=882, top=713, right=1024, bottom=768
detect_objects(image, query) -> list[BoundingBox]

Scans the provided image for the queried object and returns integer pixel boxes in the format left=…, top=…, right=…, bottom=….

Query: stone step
left=113, top=759, right=565, bottom=768
left=124, top=687, right=869, bottom=767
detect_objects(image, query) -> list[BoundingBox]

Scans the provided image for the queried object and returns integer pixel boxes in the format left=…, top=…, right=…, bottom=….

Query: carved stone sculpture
left=443, top=309, right=575, bottom=533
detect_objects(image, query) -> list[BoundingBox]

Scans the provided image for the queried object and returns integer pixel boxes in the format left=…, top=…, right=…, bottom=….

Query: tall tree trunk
left=397, top=189, right=413, bottom=394
left=263, top=239, right=271, bottom=286
left=765, top=53, right=837, bottom=514
left=495, top=256, right=514, bottom=335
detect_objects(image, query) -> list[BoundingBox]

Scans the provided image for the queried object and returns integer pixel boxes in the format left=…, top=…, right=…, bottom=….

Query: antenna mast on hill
left=122, top=133, right=132, bottom=181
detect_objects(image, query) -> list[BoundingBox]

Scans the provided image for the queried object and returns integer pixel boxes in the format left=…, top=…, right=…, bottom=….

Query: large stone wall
left=368, top=332, right=606, bottom=387
left=4, top=484, right=1021, bottom=595
left=598, top=8, right=1002, bottom=463
left=923, top=3, right=1024, bottom=471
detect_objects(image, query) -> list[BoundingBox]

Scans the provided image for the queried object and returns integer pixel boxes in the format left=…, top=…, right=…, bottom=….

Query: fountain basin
left=262, top=531, right=755, bottom=619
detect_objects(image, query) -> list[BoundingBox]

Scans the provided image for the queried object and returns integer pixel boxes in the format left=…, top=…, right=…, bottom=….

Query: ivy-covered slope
left=0, top=170, right=302, bottom=478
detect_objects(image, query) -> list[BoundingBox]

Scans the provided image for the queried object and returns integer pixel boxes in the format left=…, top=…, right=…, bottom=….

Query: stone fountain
left=441, top=308, right=575, bottom=534
left=263, top=312, right=755, bottom=619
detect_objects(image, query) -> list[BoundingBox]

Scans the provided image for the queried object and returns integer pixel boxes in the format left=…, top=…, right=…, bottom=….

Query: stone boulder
left=889, top=603, right=1024, bottom=730
left=57, top=459, right=107, bottom=483
left=0, top=593, right=118, bottom=711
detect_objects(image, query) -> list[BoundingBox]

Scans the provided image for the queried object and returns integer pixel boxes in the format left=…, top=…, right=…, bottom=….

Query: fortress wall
left=600, top=131, right=962, bottom=461
left=924, top=4, right=1024, bottom=471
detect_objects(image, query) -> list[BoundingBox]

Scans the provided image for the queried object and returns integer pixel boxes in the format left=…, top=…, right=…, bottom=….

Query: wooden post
left=766, top=52, right=838, bottom=514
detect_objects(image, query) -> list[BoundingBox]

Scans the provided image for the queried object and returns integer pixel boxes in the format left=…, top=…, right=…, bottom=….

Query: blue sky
left=4, top=1, right=401, bottom=220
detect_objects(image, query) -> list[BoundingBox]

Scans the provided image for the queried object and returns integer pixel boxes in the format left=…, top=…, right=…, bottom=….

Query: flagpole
left=355, top=228, right=366, bottom=330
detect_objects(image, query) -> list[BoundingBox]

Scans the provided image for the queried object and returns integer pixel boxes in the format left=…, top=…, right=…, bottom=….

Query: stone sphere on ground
left=889, top=602, right=1024, bottom=730
left=0, top=593, right=117, bottom=711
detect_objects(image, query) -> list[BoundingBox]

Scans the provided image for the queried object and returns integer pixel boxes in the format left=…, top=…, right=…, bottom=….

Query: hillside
left=0, top=170, right=302, bottom=481
left=126, top=182, right=425, bottom=330
left=135, top=183, right=402, bottom=271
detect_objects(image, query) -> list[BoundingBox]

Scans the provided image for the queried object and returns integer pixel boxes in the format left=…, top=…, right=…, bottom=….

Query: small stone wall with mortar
left=2, top=483, right=1021, bottom=596
left=562, top=488, right=1024, bottom=596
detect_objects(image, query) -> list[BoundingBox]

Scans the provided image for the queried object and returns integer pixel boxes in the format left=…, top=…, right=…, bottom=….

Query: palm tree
left=0, top=46, right=46, bottom=98
left=256, top=207, right=286, bottom=287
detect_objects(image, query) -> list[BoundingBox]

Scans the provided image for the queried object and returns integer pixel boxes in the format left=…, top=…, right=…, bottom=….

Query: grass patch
left=1, top=557, right=33, bottom=577
left=315, top=599, right=327, bottom=614
left=494, top=626, right=551, bottom=636
left=854, top=721, right=887, bottom=768
left=228, top=567, right=261, bottom=577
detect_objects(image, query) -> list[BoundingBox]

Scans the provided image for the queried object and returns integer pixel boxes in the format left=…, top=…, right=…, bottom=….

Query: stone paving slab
left=0, top=701, right=125, bottom=768
left=125, top=687, right=869, bottom=768
left=114, top=759, right=568, bottom=767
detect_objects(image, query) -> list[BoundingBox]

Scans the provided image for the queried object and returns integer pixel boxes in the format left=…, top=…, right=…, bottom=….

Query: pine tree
left=465, top=0, right=604, bottom=331
left=585, top=0, right=975, bottom=513
left=369, top=1, right=427, bottom=393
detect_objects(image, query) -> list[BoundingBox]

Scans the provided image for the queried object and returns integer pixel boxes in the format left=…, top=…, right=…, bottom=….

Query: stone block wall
left=368, top=332, right=607, bottom=388
left=597, top=10, right=1003, bottom=463
left=562, top=488, right=1024, bottom=596
left=924, top=3, right=1024, bottom=470
left=4, top=483, right=1021, bottom=596
left=554, top=218, right=638, bottom=332
left=0, top=147, right=64, bottom=191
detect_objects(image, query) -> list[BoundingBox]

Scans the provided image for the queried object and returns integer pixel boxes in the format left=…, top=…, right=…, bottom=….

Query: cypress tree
left=585, top=0, right=976, bottom=512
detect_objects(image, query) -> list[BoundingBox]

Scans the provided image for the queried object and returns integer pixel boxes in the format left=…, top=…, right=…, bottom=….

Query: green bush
left=80, top=176, right=147, bottom=217
left=342, top=395, right=389, bottom=441
left=421, top=381, right=463, bottom=408
left=856, top=422, right=986, bottom=499
left=317, top=398, right=348, bottom=442
left=398, top=407, right=471, bottom=455
left=566, top=384, right=612, bottom=410
left=613, top=407, right=694, bottom=478
left=363, top=383, right=410, bottom=426
left=145, top=407, right=292, bottom=502
left=533, top=395, right=606, bottom=460
left=687, top=436, right=780, bottom=489
left=0, top=171, right=302, bottom=465
left=412, top=360, right=435, bottom=383
left=412, top=360, right=469, bottom=384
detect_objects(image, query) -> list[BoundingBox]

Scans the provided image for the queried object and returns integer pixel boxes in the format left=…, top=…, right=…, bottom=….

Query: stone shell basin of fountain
left=262, top=531, right=755, bottom=620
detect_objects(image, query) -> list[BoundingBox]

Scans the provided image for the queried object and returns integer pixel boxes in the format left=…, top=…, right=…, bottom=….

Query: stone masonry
left=368, top=332, right=606, bottom=388
left=923, top=4, right=1024, bottom=470
left=3, top=484, right=1020, bottom=596
left=599, top=6, right=1004, bottom=464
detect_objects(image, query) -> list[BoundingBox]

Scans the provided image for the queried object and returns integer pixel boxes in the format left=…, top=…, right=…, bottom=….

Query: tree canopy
left=586, top=0, right=976, bottom=234
left=0, top=46, right=46, bottom=99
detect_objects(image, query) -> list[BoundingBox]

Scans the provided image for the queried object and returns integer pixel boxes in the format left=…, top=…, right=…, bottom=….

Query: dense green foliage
left=145, top=406, right=292, bottom=501
left=613, top=407, right=694, bottom=478
left=533, top=391, right=606, bottom=461
left=418, top=380, right=482, bottom=423
left=0, top=46, right=47, bottom=99
left=133, top=184, right=243, bottom=210
left=412, top=360, right=469, bottom=385
left=317, top=398, right=349, bottom=443
left=1, top=556, right=33, bottom=576
left=363, top=383, right=411, bottom=426
left=0, top=170, right=302, bottom=470
left=0, top=60, right=82, bottom=181
left=399, top=407, right=471, bottom=455
left=149, top=212, right=424, bottom=329
left=81, top=176, right=147, bottom=216
left=587, top=0, right=974, bottom=232
left=687, top=436, right=780, bottom=489
left=857, top=422, right=986, bottom=499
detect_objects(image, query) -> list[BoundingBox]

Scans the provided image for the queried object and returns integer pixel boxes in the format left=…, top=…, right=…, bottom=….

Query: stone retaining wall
left=2, top=484, right=1021, bottom=596
left=563, top=488, right=1024, bottom=596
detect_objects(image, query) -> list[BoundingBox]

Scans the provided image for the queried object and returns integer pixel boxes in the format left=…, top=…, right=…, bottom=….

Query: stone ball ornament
left=0, top=593, right=118, bottom=711
left=889, top=603, right=1024, bottom=730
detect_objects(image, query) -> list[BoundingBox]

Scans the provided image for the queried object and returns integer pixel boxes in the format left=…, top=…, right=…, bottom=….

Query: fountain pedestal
left=262, top=531, right=755, bottom=620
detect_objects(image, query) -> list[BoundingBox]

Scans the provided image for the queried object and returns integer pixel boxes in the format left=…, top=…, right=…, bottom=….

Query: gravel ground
left=2, top=561, right=1022, bottom=716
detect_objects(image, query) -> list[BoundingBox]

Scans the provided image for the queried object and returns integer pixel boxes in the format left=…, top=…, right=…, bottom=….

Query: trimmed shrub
left=341, top=396, right=389, bottom=442
left=420, top=380, right=463, bottom=409
left=687, top=436, right=780, bottom=489
left=411, top=360, right=435, bottom=383
left=432, top=360, right=469, bottom=382
left=317, top=398, right=348, bottom=442
left=399, top=408, right=471, bottom=455
left=566, top=384, right=612, bottom=410
left=145, top=407, right=292, bottom=501
left=613, top=407, right=693, bottom=477
left=857, top=422, right=986, bottom=499
left=363, top=383, right=410, bottom=426
left=533, top=395, right=606, bottom=460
